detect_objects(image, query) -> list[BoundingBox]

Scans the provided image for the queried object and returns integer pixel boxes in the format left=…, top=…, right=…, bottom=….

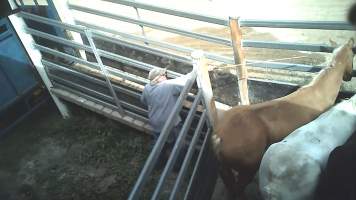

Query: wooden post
left=229, top=17, right=250, bottom=105
left=8, top=9, right=70, bottom=118
left=49, top=0, right=87, bottom=60
left=192, top=50, right=218, bottom=129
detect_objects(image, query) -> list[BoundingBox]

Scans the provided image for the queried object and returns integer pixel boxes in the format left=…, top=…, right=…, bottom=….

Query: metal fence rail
left=70, top=0, right=354, bottom=54
left=102, top=0, right=228, bottom=26
left=242, top=40, right=335, bottom=53
left=172, top=110, right=207, bottom=200
left=67, top=1, right=356, bottom=75
left=19, top=11, right=85, bottom=33
left=46, top=67, right=148, bottom=120
left=92, top=31, right=192, bottom=65
left=239, top=19, right=354, bottom=30
left=19, top=11, right=185, bottom=78
left=101, top=0, right=354, bottom=31
left=15, top=9, right=160, bottom=125
left=35, top=43, right=150, bottom=84
left=19, top=1, right=354, bottom=67
left=69, top=4, right=231, bottom=47
left=43, top=59, right=142, bottom=99
left=152, top=90, right=203, bottom=199
left=46, top=67, right=148, bottom=116
left=75, top=19, right=235, bottom=64
left=50, top=75, right=149, bottom=123
left=128, top=70, right=200, bottom=200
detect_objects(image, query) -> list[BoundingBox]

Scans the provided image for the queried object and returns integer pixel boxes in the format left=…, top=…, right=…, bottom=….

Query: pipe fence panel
left=67, top=0, right=355, bottom=76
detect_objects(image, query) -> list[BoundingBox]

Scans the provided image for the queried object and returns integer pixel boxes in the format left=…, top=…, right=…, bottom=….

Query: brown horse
left=212, top=38, right=355, bottom=199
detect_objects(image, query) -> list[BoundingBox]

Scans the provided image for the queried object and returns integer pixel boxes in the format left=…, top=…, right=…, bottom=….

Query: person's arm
left=170, top=70, right=197, bottom=96
left=166, top=67, right=197, bottom=86
left=141, top=88, right=147, bottom=106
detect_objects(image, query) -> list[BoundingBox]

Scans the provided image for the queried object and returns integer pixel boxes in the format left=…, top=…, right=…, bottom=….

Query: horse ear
left=348, top=3, right=356, bottom=26
left=347, top=38, right=354, bottom=46
left=329, top=39, right=338, bottom=48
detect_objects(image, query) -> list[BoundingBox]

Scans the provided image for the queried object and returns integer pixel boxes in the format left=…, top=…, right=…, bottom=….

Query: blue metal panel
left=0, top=18, right=37, bottom=97
left=0, top=13, right=49, bottom=136
left=0, top=4, right=72, bottom=135
left=0, top=68, right=17, bottom=108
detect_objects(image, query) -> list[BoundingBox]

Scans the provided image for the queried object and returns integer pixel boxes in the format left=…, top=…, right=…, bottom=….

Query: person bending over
left=141, top=67, right=194, bottom=147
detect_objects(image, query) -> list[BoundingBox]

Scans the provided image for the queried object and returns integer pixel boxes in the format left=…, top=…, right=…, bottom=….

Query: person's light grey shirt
left=141, top=73, right=192, bottom=133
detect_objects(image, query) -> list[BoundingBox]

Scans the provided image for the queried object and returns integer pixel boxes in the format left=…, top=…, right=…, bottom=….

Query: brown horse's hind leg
left=219, top=164, right=239, bottom=200
left=219, top=164, right=256, bottom=200
left=235, top=168, right=257, bottom=200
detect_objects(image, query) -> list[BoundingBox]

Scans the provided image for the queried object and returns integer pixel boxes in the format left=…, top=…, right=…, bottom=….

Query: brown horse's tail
left=219, top=162, right=240, bottom=200
left=208, top=99, right=239, bottom=198
left=209, top=98, right=224, bottom=162
left=211, top=132, right=240, bottom=199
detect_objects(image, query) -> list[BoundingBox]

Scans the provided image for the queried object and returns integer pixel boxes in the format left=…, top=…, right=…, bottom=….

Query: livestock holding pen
left=0, top=0, right=355, bottom=199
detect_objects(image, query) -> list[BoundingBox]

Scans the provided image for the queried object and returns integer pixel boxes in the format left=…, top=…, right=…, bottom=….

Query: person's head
left=148, top=68, right=167, bottom=84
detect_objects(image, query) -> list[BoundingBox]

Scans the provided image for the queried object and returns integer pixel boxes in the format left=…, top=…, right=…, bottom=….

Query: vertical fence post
left=8, top=11, right=70, bottom=118
left=132, top=0, right=148, bottom=45
left=18, top=0, right=24, bottom=6
left=229, top=17, right=250, bottom=105
left=49, top=0, right=87, bottom=60
left=192, top=50, right=218, bottom=129
left=33, top=0, right=39, bottom=6
left=84, top=29, right=126, bottom=115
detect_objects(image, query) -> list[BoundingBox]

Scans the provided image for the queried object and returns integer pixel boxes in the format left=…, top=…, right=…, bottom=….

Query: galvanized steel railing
left=17, top=0, right=355, bottom=74
left=15, top=6, right=212, bottom=199
left=19, top=11, right=183, bottom=77
left=128, top=69, right=212, bottom=200
left=69, top=0, right=354, bottom=74
left=17, top=10, right=164, bottom=123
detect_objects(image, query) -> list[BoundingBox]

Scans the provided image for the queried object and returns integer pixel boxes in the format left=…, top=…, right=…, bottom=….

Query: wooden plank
left=193, top=50, right=218, bottom=128
left=229, top=17, right=250, bottom=105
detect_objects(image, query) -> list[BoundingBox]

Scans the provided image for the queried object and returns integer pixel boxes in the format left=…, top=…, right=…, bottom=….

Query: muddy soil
left=0, top=102, right=164, bottom=200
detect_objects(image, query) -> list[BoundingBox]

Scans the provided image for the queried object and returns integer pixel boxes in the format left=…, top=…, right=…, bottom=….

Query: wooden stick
left=229, top=17, right=250, bottom=105
left=192, top=51, right=218, bottom=128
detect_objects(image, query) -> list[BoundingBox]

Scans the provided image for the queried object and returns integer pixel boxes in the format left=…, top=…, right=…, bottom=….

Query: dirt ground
left=0, top=102, right=159, bottom=200
left=0, top=99, right=193, bottom=200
